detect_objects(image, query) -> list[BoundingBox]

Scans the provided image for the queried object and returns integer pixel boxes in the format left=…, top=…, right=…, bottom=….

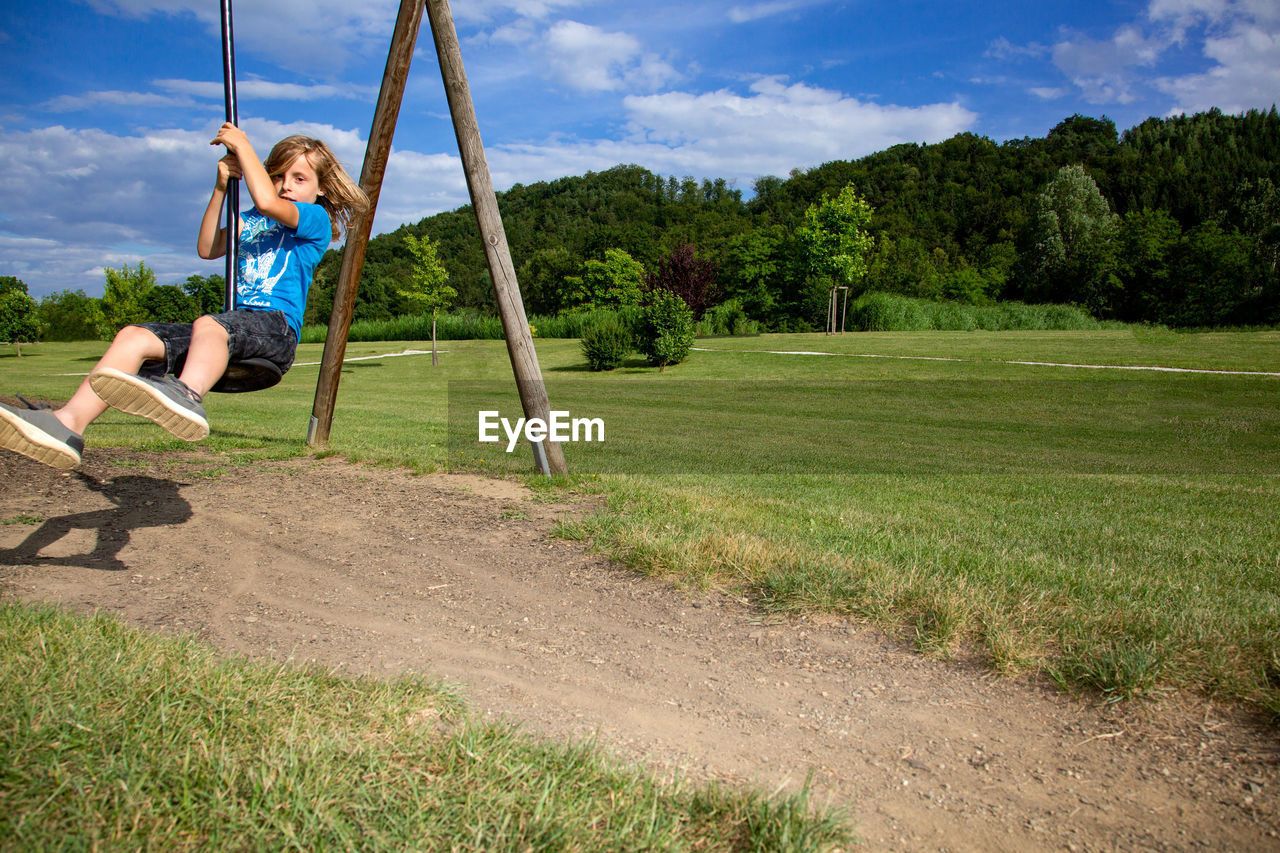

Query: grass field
left=2, top=328, right=1278, bottom=844
left=4, top=329, right=1279, bottom=712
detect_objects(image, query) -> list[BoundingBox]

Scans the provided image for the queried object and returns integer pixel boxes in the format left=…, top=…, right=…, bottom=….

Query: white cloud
left=489, top=22, right=538, bottom=45
left=451, top=0, right=587, bottom=26
left=39, top=79, right=375, bottom=114
left=628, top=77, right=974, bottom=162
left=41, top=90, right=198, bottom=112
left=1153, top=7, right=1280, bottom=113
left=1147, top=0, right=1232, bottom=40
left=83, top=0, right=401, bottom=73
left=373, top=149, right=468, bottom=233
left=1051, top=25, right=1166, bottom=104
left=543, top=21, right=680, bottom=93
left=1029, top=86, right=1069, bottom=99
left=485, top=77, right=976, bottom=186
left=0, top=120, right=467, bottom=298
left=157, top=78, right=378, bottom=102
left=0, top=125, right=212, bottom=295
left=1038, top=0, right=1280, bottom=111
left=728, top=2, right=805, bottom=24
left=1, top=71, right=981, bottom=298
left=984, top=36, right=1049, bottom=60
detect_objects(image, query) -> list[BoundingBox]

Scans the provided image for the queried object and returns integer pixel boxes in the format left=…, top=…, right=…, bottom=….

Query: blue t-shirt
left=236, top=201, right=330, bottom=337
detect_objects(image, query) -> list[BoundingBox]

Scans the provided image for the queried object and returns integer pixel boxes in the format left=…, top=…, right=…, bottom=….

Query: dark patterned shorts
left=135, top=309, right=298, bottom=379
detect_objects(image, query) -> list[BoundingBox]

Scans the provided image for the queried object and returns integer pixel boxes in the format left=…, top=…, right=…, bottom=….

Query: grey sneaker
left=89, top=367, right=210, bottom=442
left=0, top=399, right=84, bottom=469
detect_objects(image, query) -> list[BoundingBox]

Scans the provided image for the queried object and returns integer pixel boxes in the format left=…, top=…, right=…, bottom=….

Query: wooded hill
left=306, top=108, right=1280, bottom=330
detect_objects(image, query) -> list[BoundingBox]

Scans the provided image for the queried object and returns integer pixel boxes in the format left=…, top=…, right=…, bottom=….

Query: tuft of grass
left=1049, top=636, right=1170, bottom=703
left=0, top=601, right=852, bottom=851
left=911, top=595, right=973, bottom=659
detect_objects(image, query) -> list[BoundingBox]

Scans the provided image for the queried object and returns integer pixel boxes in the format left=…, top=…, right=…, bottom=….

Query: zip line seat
left=211, top=357, right=283, bottom=394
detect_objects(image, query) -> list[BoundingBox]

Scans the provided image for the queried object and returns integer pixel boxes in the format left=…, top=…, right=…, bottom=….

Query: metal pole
left=308, top=0, right=425, bottom=447
left=219, top=0, right=239, bottom=311
left=424, top=0, right=567, bottom=474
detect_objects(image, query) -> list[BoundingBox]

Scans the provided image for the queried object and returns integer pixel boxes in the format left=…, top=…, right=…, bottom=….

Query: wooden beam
left=424, top=0, right=567, bottom=475
left=308, top=0, right=425, bottom=447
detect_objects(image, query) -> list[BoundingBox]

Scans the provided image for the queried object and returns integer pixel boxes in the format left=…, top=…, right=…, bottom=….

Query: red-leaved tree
left=644, top=244, right=719, bottom=319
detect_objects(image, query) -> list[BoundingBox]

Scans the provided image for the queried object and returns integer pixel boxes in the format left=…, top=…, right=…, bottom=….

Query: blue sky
left=2, top=0, right=1278, bottom=299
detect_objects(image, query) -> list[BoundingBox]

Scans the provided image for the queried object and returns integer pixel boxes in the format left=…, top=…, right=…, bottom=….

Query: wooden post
left=308, top=0, right=424, bottom=447
left=425, top=0, right=567, bottom=475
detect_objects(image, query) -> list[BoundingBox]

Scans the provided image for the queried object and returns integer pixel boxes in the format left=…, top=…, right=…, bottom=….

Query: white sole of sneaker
left=89, top=368, right=210, bottom=442
left=0, top=407, right=81, bottom=470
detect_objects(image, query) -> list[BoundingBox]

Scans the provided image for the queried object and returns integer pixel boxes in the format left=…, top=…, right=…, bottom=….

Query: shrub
left=695, top=298, right=760, bottom=337
left=639, top=290, right=695, bottom=371
left=580, top=312, right=634, bottom=371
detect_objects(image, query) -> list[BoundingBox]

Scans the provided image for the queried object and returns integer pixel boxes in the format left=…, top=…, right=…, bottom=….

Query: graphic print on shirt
left=237, top=212, right=290, bottom=302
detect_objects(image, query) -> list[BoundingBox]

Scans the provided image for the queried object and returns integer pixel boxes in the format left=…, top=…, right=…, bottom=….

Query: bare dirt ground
left=2, top=448, right=1277, bottom=851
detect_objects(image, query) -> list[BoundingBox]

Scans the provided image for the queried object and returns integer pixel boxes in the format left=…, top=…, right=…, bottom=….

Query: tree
left=305, top=108, right=1280, bottom=328
left=519, top=247, right=579, bottom=315
left=644, top=244, right=719, bottom=319
left=722, top=225, right=783, bottom=321
left=797, top=184, right=875, bottom=305
left=1170, top=223, right=1257, bottom=326
left=1237, top=177, right=1280, bottom=273
left=141, top=284, right=198, bottom=323
left=1115, top=208, right=1181, bottom=321
left=38, top=289, right=106, bottom=341
left=639, top=289, right=695, bottom=371
left=0, top=277, right=40, bottom=355
left=400, top=232, right=455, bottom=366
left=1029, top=165, right=1120, bottom=315
left=101, top=262, right=156, bottom=334
left=183, top=274, right=226, bottom=317
left=866, top=234, right=944, bottom=298
left=565, top=248, right=645, bottom=312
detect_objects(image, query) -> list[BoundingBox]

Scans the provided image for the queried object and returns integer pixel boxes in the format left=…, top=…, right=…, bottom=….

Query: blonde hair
left=264, top=136, right=370, bottom=242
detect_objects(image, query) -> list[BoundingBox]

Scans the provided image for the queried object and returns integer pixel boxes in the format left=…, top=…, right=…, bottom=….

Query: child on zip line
left=0, top=123, right=369, bottom=470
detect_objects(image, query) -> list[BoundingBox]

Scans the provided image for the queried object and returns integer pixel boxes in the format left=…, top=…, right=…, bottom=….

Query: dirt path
left=2, top=450, right=1277, bottom=851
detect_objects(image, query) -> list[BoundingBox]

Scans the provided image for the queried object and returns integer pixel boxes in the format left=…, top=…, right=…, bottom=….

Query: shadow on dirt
left=1, top=472, right=191, bottom=571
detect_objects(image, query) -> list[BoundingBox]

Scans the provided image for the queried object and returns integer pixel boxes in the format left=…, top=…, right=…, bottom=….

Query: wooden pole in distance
left=308, top=0, right=424, bottom=447
left=424, top=0, right=567, bottom=475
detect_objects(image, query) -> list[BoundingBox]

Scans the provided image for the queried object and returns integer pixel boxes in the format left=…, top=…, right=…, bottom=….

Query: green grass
left=4, top=330, right=1279, bottom=717
left=0, top=603, right=850, bottom=851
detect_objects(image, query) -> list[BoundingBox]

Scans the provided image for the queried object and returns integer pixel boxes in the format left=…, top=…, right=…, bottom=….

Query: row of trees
left=4, top=266, right=228, bottom=346
left=6, top=108, right=1278, bottom=344
left=308, top=107, right=1280, bottom=330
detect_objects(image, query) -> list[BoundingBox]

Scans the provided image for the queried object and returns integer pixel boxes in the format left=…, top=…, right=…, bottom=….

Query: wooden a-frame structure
left=306, top=0, right=567, bottom=476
